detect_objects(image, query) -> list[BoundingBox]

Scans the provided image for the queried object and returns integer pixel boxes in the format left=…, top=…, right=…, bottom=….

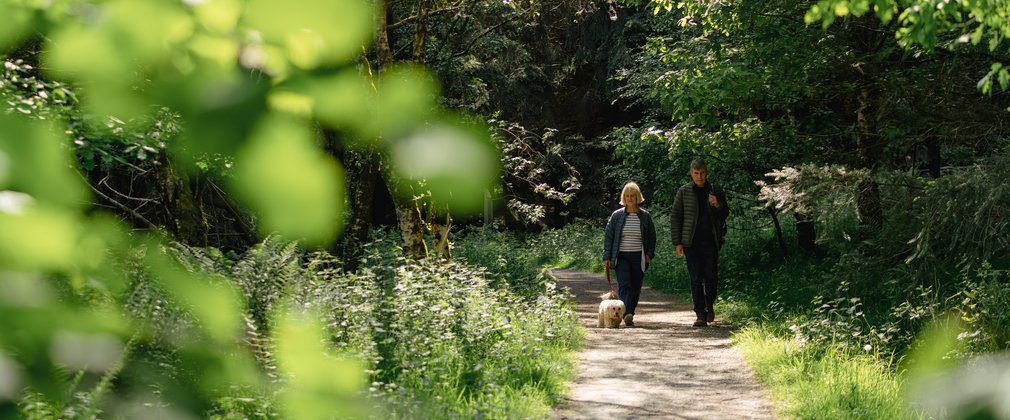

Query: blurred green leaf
left=44, top=1, right=191, bottom=120
left=188, top=34, right=241, bottom=71
left=146, top=242, right=245, bottom=343
left=0, top=274, right=128, bottom=400
left=391, top=117, right=499, bottom=213
left=232, top=115, right=345, bottom=245
left=242, top=0, right=374, bottom=69
left=0, top=207, right=77, bottom=271
left=371, top=66, right=440, bottom=138
left=274, top=308, right=367, bottom=419
left=158, top=68, right=270, bottom=159
left=0, top=110, right=87, bottom=209
left=193, top=0, right=243, bottom=35
left=72, top=214, right=131, bottom=294
left=0, top=3, right=31, bottom=51
left=905, top=313, right=965, bottom=377
left=287, top=69, right=372, bottom=135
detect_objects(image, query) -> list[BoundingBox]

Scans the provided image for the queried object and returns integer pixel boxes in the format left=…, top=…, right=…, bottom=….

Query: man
left=671, top=158, right=729, bottom=327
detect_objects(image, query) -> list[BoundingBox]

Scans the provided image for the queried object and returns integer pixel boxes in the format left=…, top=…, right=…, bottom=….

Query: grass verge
left=733, top=327, right=915, bottom=419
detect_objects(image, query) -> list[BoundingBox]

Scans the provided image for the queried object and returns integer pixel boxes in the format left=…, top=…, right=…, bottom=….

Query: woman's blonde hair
left=619, top=182, right=645, bottom=206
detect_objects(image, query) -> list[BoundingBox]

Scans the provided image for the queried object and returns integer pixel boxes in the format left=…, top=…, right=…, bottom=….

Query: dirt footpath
left=551, top=269, right=775, bottom=419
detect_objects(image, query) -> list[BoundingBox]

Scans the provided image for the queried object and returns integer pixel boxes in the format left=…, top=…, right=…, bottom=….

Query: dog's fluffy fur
left=597, top=291, right=626, bottom=328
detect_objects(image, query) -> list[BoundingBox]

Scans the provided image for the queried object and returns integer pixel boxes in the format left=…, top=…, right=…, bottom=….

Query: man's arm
left=671, top=188, right=684, bottom=245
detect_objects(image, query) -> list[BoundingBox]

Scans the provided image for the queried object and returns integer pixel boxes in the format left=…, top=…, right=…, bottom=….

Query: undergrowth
left=18, top=232, right=580, bottom=419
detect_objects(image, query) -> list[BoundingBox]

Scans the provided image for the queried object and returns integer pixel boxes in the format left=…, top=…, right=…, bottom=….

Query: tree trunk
left=384, top=167, right=427, bottom=259
left=794, top=210, right=818, bottom=255
left=851, top=17, right=886, bottom=239
left=341, top=150, right=380, bottom=270
left=413, top=0, right=430, bottom=64
left=156, top=162, right=209, bottom=247
left=370, top=0, right=426, bottom=259
left=768, top=208, right=789, bottom=259
left=855, top=85, right=884, bottom=237
left=375, top=0, right=393, bottom=70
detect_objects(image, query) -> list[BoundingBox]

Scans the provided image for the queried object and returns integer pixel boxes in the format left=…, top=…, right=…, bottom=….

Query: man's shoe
left=706, top=307, right=715, bottom=323
left=693, top=318, right=707, bottom=327
left=624, top=314, right=634, bottom=327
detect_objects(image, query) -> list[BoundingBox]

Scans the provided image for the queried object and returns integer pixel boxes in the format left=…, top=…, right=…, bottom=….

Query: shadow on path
left=551, top=269, right=775, bottom=419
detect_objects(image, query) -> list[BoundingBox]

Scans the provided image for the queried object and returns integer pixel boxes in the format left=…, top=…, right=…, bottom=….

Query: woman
left=602, top=182, right=657, bottom=327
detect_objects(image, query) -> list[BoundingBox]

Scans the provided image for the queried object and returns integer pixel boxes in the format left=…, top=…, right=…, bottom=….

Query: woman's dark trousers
left=684, top=243, right=719, bottom=318
left=616, top=251, right=644, bottom=315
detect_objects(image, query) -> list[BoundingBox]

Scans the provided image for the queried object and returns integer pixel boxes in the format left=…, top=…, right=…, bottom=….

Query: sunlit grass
left=734, top=327, right=917, bottom=420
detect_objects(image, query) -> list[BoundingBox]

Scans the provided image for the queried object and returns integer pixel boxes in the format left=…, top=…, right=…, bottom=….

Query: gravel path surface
left=551, top=269, right=776, bottom=419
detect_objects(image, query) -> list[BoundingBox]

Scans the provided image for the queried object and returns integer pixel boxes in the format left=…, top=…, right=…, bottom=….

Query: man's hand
left=708, top=193, right=719, bottom=208
left=676, top=244, right=684, bottom=258
left=645, top=255, right=652, bottom=264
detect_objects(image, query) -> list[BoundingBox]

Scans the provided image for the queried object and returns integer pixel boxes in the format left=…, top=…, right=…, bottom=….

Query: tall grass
left=733, top=327, right=913, bottom=419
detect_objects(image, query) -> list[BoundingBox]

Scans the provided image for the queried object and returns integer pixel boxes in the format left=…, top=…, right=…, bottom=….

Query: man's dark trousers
left=684, top=242, right=718, bottom=318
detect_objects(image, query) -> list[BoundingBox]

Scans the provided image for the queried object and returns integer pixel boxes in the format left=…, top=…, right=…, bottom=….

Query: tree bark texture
left=156, top=162, right=209, bottom=247
left=384, top=167, right=427, bottom=260
left=413, top=0, right=430, bottom=64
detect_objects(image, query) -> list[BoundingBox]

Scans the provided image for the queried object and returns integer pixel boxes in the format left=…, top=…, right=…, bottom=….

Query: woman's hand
left=603, top=259, right=610, bottom=269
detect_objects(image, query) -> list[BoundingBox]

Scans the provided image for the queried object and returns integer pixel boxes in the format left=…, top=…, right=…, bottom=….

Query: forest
left=1, top=0, right=1009, bottom=418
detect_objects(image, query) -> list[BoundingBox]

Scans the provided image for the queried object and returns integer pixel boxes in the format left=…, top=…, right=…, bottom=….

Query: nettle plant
left=2, top=58, right=176, bottom=172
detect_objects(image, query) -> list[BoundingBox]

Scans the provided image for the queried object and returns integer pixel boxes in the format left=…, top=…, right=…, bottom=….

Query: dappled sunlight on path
left=551, top=269, right=775, bottom=419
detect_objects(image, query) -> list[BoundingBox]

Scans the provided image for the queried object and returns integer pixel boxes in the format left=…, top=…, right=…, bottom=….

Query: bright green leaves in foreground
left=274, top=309, right=368, bottom=419
left=0, top=114, right=87, bottom=272
left=44, top=1, right=193, bottom=120
left=392, top=119, right=500, bottom=213
left=0, top=114, right=86, bottom=210
left=0, top=2, right=31, bottom=51
left=243, top=0, right=373, bottom=70
left=2, top=0, right=500, bottom=414
left=233, top=115, right=346, bottom=246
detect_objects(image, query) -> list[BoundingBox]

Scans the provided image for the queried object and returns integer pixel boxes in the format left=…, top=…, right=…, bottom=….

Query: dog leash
left=605, top=265, right=616, bottom=296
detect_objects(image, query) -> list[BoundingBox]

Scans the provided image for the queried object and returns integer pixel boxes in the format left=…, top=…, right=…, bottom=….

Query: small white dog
left=597, top=291, right=626, bottom=328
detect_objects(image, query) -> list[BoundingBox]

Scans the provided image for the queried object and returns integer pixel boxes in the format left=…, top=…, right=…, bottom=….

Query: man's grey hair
left=690, top=158, right=708, bottom=171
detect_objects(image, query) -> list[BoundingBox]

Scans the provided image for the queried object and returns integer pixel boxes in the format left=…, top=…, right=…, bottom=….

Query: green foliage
left=734, top=327, right=914, bottom=419
left=43, top=232, right=579, bottom=418
left=491, top=119, right=581, bottom=225
left=3, top=1, right=508, bottom=418
left=454, top=220, right=604, bottom=285
left=951, top=263, right=1010, bottom=354
left=800, top=0, right=1010, bottom=93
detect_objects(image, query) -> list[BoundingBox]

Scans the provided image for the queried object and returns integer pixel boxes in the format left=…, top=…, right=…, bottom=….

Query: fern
left=229, top=236, right=303, bottom=335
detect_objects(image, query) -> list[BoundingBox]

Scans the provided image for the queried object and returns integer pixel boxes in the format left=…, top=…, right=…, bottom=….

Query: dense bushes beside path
left=19, top=233, right=579, bottom=419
